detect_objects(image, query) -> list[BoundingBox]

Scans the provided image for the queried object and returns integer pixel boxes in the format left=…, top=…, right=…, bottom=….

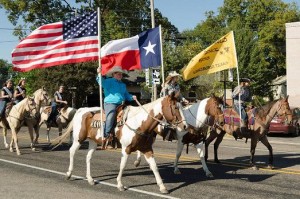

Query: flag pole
left=232, top=31, right=242, bottom=124
left=97, top=7, right=104, bottom=138
left=159, top=25, right=165, bottom=96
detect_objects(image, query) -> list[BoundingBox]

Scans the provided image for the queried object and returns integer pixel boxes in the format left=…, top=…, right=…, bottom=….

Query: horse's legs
left=66, top=140, right=81, bottom=180
left=250, top=138, right=258, bottom=170
left=205, top=130, right=218, bottom=161
left=212, top=131, right=226, bottom=163
left=2, top=127, right=9, bottom=148
left=46, top=126, right=51, bottom=143
left=195, top=142, right=213, bottom=177
left=144, top=151, right=168, bottom=194
left=134, top=150, right=142, bottom=167
left=86, top=140, right=97, bottom=185
left=33, top=124, right=40, bottom=144
left=26, top=123, right=36, bottom=151
left=58, top=124, right=63, bottom=136
left=117, top=148, right=129, bottom=191
left=260, top=135, right=273, bottom=169
left=10, top=128, right=21, bottom=155
left=174, top=139, right=184, bottom=174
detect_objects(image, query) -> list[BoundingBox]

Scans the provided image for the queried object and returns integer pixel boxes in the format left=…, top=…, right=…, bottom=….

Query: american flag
left=12, top=12, right=99, bottom=72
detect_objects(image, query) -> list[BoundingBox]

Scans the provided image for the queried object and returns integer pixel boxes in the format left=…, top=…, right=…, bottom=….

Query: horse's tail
left=50, top=118, right=74, bottom=150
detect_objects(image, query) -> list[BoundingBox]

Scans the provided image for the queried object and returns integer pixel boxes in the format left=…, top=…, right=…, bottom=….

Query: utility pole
left=150, top=0, right=157, bottom=101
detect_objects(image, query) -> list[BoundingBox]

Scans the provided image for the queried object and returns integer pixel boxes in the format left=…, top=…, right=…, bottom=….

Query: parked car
left=268, top=107, right=300, bottom=137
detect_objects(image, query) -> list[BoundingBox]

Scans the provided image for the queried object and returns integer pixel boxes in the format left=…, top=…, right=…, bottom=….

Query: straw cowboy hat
left=106, top=66, right=128, bottom=77
left=165, top=71, right=182, bottom=84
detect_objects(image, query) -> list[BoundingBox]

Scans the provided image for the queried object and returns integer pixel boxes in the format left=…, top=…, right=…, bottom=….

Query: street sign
left=152, top=69, right=160, bottom=85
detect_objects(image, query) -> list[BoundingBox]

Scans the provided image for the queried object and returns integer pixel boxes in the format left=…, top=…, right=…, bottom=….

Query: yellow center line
left=11, top=133, right=300, bottom=175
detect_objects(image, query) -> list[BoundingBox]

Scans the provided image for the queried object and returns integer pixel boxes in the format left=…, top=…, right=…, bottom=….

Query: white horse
left=1, top=88, right=49, bottom=154
left=39, top=106, right=77, bottom=142
left=134, top=95, right=224, bottom=178
left=55, top=95, right=187, bottom=194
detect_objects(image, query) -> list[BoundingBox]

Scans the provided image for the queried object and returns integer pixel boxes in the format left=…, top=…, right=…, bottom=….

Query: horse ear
left=42, top=86, right=46, bottom=91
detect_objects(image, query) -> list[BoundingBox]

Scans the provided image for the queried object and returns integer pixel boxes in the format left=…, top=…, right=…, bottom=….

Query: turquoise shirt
left=96, top=76, right=133, bottom=105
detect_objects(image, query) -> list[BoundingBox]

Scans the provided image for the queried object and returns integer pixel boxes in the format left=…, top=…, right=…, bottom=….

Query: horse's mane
left=33, top=88, right=42, bottom=95
left=255, top=99, right=279, bottom=118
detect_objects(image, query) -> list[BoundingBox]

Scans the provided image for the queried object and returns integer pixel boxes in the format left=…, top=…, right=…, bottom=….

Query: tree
left=0, top=0, right=179, bottom=106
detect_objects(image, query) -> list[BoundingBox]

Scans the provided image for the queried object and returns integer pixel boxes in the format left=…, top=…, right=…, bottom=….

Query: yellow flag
left=182, top=31, right=237, bottom=81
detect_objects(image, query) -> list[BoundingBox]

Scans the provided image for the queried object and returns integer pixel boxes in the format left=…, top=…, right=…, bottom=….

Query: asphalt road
left=0, top=125, right=299, bottom=199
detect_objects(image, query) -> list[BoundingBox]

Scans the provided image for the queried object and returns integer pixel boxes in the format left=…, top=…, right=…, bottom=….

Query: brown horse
left=56, top=95, right=187, bottom=194
left=205, top=97, right=292, bottom=170
left=134, top=95, right=224, bottom=178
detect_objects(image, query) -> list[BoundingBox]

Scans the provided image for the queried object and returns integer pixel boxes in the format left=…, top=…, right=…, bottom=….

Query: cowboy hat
left=106, top=66, right=128, bottom=77
left=168, top=71, right=182, bottom=77
left=240, top=78, right=251, bottom=83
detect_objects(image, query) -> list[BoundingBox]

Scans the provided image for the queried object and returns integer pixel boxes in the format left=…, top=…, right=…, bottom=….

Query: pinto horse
left=134, top=95, right=224, bottom=178
left=57, top=95, right=187, bottom=194
left=205, top=97, right=292, bottom=170
left=1, top=88, right=49, bottom=155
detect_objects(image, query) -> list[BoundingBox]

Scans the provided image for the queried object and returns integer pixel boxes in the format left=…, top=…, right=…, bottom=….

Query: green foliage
left=1, top=0, right=300, bottom=103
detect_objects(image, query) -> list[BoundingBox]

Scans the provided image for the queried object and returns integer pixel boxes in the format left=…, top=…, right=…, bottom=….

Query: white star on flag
left=143, top=41, right=156, bottom=56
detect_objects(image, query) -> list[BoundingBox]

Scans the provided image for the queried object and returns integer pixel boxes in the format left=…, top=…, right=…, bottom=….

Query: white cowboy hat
left=106, top=66, right=128, bottom=77
left=168, top=71, right=182, bottom=77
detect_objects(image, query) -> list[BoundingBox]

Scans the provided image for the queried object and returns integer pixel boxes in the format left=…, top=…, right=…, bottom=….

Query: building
left=286, top=22, right=300, bottom=108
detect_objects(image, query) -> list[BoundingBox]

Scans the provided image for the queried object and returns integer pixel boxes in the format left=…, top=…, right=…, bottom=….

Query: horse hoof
left=174, top=169, right=181, bottom=175
left=32, top=148, right=36, bottom=151
left=65, top=172, right=72, bottom=180
left=160, top=188, right=169, bottom=194
left=206, top=173, right=214, bottom=178
left=118, top=186, right=126, bottom=191
left=9, top=148, right=13, bottom=153
left=267, top=165, right=274, bottom=170
left=4, top=144, right=9, bottom=148
left=17, top=151, right=21, bottom=156
left=134, top=160, right=140, bottom=167
left=88, top=180, right=95, bottom=185
left=252, top=166, right=259, bottom=170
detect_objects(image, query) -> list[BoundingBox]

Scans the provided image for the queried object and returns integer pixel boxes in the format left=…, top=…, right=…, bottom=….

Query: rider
left=96, top=66, right=137, bottom=149
left=232, top=78, right=252, bottom=138
left=0, top=79, right=14, bottom=119
left=47, top=85, right=68, bottom=126
left=160, top=71, right=188, bottom=141
left=160, top=71, right=189, bottom=105
left=14, top=78, right=26, bottom=104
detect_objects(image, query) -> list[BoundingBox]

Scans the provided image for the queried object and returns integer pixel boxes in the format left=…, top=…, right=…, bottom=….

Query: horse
left=56, top=95, right=187, bottom=194
left=3, top=97, right=38, bottom=155
left=134, top=95, right=225, bottom=178
left=205, top=96, right=292, bottom=170
left=39, top=106, right=77, bottom=142
left=1, top=88, right=49, bottom=155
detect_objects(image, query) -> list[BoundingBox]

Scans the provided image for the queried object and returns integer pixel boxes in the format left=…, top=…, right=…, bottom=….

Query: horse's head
left=33, top=88, right=50, bottom=105
left=275, top=96, right=293, bottom=124
left=161, top=95, right=187, bottom=132
left=23, top=96, right=39, bottom=119
left=205, top=94, right=224, bottom=126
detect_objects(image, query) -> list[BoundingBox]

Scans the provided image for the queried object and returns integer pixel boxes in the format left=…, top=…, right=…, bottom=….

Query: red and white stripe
left=12, top=22, right=99, bottom=72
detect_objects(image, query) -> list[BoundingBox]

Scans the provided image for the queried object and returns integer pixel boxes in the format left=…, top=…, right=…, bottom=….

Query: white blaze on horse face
left=183, top=98, right=209, bottom=128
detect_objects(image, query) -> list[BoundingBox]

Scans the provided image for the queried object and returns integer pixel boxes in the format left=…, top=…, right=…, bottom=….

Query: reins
left=134, top=98, right=183, bottom=128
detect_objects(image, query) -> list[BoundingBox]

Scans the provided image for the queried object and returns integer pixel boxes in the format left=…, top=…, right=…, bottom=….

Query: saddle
left=89, top=104, right=128, bottom=129
left=223, top=108, right=256, bottom=127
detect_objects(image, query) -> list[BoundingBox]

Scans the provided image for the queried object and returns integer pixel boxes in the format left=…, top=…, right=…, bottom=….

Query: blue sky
left=0, top=0, right=299, bottom=63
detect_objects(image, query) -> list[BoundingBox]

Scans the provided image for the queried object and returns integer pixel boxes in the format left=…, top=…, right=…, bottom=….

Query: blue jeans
left=47, top=102, right=58, bottom=122
left=234, top=103, right=248, bottom=121
left=0, top=101, right=7, bottom=117
left=104, top=103, right=119, bottom=138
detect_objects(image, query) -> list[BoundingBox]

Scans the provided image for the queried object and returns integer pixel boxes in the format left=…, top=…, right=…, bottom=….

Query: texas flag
left=101, top=27, right=162, bottom=75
